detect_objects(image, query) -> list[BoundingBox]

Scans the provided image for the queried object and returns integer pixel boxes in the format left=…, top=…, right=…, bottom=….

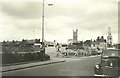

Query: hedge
left=2, top=52, right=50, bottom=65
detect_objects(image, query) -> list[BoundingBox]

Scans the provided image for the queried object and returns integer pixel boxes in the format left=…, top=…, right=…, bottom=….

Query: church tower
left=107, top=27, right=112, bottom=47
left=73, top=29, right=78, bottom=43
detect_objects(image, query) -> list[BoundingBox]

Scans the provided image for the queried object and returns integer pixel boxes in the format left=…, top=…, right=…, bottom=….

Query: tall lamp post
left=41, top=0, right=53, bottom=54
left=41, top=0, right=45, bottom=54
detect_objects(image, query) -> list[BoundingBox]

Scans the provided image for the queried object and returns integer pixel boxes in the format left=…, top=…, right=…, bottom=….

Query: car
left=91, top=49, right=97, bottom=55
left=94, top=49, right=120, bottom=78
left=97, top=50, right=103, bottom=55
left=61, top=49, right=78, bottom=56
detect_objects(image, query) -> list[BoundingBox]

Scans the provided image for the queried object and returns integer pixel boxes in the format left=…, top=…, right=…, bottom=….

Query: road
left=2, top=56, right=101, bottom=76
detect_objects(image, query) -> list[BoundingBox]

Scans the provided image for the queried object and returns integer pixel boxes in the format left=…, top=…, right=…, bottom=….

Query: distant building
left=67, top=29, right=78, bottom=44
left=0, top=42, right=2, bottom=52
left=45, top=41, right=56, bottom=47
left=91, top=36, right=107, bottom=50
left=107, top=27, right=112, bottom=47
left=73, top=29, right=78, bottom=43
left=115, top=44, right=120, bottom=49
left=67, top=39, right=73, bottom=44
left=84, top=40, right=92, bottom=47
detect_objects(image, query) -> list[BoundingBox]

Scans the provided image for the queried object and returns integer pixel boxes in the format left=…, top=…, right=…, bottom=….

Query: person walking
left=56, top=43, right=61, bottom=57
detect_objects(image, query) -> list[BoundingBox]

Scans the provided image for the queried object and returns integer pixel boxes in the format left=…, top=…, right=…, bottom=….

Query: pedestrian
left=56, top=43, right=61, bottom=57
left=65, top=46, right=68, bottom=56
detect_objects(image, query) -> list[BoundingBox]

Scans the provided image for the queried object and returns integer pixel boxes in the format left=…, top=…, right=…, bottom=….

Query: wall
left=0, top=42, right=2, bottom=52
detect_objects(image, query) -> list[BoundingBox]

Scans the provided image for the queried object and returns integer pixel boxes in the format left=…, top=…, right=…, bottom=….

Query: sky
left=0, top=0, right=119, bottom=43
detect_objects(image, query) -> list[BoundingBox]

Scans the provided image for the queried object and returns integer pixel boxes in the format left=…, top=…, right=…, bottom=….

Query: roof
left=103, top=49, right=120, bottom=57
left=106, top=48, right=120, bottom=51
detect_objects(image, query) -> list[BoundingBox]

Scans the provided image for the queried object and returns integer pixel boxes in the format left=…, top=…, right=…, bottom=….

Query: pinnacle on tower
left=108, top=27, right=111, bottom=35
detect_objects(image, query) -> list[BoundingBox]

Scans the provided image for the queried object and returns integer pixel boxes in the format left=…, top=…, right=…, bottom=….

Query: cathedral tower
left=107, top=27, right=112, bottom=47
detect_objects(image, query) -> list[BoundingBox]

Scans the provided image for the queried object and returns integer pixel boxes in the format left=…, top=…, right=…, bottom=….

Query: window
left=102, top=58, right=119, bottom=67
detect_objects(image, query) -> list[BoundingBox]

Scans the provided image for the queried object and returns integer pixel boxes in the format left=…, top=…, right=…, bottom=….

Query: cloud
left=1, top=2, right=42, bottom=19
left=0, top=0, right=118, bottom=43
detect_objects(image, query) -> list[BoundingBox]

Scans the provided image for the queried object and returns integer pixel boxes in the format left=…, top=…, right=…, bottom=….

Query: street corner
left=2, top=58, right=66, bottom=73
left=50, top=57, right=66, bottom=63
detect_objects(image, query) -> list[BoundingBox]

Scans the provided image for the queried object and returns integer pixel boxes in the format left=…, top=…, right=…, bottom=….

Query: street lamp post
left=42, top=0, right=44, bottom=43
left=41, top=0, right=53, bottom=54
left=41, top=0, right=45, bottom=54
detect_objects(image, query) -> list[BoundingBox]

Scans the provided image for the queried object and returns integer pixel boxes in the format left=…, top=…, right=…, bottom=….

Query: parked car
left=97, top=50, right=103, bottom=55
left=61, top=49, right=78, bottom=56
left=94, top=49, right=120, bottom=78
left=91, top=49, right=97, bottom=55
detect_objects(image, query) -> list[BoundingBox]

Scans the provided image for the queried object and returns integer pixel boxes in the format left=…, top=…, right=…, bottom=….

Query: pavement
left=1, top=58, right=65, bottom=73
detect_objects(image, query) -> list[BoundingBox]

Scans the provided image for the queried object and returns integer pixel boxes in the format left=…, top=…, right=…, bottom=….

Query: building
left=73, top=29, right=78, bottom=43
left=107, top=27, right=112, bottom=47
left=45, top=41, right=56, bottom=47
left=0, top=42, right=2, bottom=52
left=91, top=36, right=107, bottom=50
left=115, top=44, right=120, bottom=49
left=84, top=40, right=92, bottom=47
left=67, top=39, right=73, bottom=44
left=67, top=29, right=78, bottom=44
